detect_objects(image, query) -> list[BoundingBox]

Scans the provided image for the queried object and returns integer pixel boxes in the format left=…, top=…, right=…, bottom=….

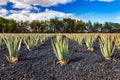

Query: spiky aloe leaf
left=23, top=36, right=35, bottom=51
left=99, top=35, right=116, bottom=60
left=0, top=36, right=4, bottom=50
left=33, top=35, right=40, bottom=46
left=51, top=34, right=69, bottom=65
left=73, top=34, right=84, bottom=45
left=115, top=35, right=120, bottom=49
left=85, top=34, right=97, bottom=51
left=3, top=36, right=22, bottom=63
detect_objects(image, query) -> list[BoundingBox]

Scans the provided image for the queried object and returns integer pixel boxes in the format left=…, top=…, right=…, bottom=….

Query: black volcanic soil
left=0, top=38, right=120, bottom=80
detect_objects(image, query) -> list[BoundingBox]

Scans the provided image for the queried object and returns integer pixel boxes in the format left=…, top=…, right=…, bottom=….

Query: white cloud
left=32, top=7, right=40, bottom=12
left=5, top=13, right=29, bottom=21
left=5, top=9, right=80, bottom=21
left=0, top=8, right=8, bottom=17
left=116, top=16, right=120, bottom=19
left=0, top=0, right=78, bottom=21
left=99, top=0, right=115, bottom=2
left=9, top=0, right=31, bottom=9
left=0, top=0, right=8, bottom=5
left=0, top=0, right=75, bottom=9
left=86, top=0, right=115, bottom=2
left=86, top=0, right=95, bottom=1
left=8, top=0, right=75, bottom=9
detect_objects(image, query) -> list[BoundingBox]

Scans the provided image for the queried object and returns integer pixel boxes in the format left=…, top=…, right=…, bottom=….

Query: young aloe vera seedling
left=40, top=35, right=50, bottom=44
left=99, top=35, right=116, bottom=60
left=34, top=35, right=49, bottom=46
left=33, top=35, right=41, bottom=46
left=0, top=36, right=4, bottom=50
left=115, top=35, right=120, bottom=49
left=65, top=34, right=75, bottom=41
left=51, top=34, right=69, bottom=65
left=23, top=36, right=35, bottom=51
left=73, top=34, right=84, bottom=45
left=3, top=36, right=22, bottom=63
left=85, top=34, right=97, bottom=51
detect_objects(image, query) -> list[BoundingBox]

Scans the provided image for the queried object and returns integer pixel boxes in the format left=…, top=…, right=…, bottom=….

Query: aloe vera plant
left=115, top=35, right=120, bottom=49
left=33, top=35, right=50, bottom=46
left=33, top=35, right=42, bottom=46
left=66, top=34, right=75, bottom=40
left=73, top=34, right=84, bottom=45
left=0, top=36, right=4, bottom=50
left=99, top=35, right=116, bottom=60
left=51, top=34, right=69, bottom=65
left=3, top=36, right=22, bottom=63
left=23, top=36, right=35, bottom=51
left=85, top=34, right=97, bottom=51
left=66, top=34, right=84, bottom=45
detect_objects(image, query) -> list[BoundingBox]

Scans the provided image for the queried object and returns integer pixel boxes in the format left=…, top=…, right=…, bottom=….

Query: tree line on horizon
left=0, top=16, right=120, bottom=33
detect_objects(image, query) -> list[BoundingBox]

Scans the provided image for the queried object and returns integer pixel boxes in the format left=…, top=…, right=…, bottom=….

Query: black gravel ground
left=0, top=38, right=120, bottom=80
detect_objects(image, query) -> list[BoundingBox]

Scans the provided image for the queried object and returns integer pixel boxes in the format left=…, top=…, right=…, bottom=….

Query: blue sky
left=0, top=0, right=120, bottom=23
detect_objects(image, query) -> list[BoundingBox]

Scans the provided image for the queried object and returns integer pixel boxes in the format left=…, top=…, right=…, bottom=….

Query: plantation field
left=0, top=33, right=120, bottom=80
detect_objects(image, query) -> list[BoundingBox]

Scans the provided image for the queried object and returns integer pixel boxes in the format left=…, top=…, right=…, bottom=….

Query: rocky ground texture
left=0, top=38, right=120, bottom=80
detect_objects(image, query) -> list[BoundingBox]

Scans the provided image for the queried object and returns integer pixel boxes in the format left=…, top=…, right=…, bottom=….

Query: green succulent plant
left=115, top=35, right=120, bottom=49
left=51, top=34, right=69, bottom=65
left=3, top=36, right=22, bottom=63
left=85, top=34, right=97, bottom=51
left=23, top=36, right=35, bottom=51
left=99, top=35, right=116, bottom=60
